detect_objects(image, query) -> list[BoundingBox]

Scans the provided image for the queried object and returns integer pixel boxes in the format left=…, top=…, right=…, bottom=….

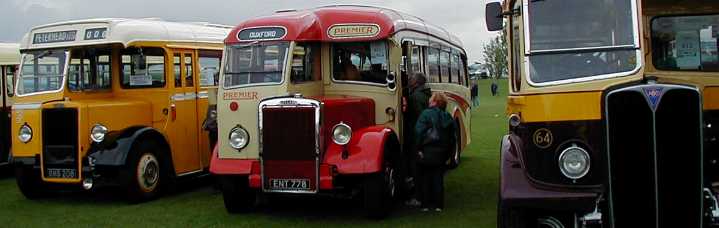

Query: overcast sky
left=0, top=0, right=500, bottom=62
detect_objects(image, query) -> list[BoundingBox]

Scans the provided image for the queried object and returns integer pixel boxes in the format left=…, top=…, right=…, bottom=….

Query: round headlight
left=90, top=124, right=108, bottom=143
left=558, top=145, right=591, bottom=180
left=18, top=124, right=32, bottom=143
left=229, top=126, right=249, bottom=149
left=332, top=123, right=352, bottom=145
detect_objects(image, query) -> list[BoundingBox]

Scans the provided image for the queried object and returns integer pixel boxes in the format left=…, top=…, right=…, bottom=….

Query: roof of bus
left=20, top=18, right=232, bottom=50
left=225, top=5, right=464, bottom=50
left=0, top=43, right=20, bottom=65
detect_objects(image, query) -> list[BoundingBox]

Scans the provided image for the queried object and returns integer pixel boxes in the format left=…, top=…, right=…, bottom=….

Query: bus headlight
left=229, top=126, right=249, bottom=149
left=558, top=145, right=590, bottom=180
left=332, top=122, right=352, bottom=145
left=90, top=124, right=108, bottom=143
left=18, top=124, right=32, bottom=143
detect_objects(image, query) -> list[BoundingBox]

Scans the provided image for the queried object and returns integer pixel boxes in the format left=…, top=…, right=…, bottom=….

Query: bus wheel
left=220, top=175, right=257, bottom=213
left=448, top=129, right=462, bottom=169
left=363, top=163, right=395, bottom=219
left=498, top=200, right=527, bottom=228
left=15, top=166, right=47, bottom=199
left=124, top=140, right=163, bottom=203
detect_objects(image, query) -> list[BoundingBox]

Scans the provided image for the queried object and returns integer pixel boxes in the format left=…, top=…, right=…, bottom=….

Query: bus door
left=169, top=50, right=201, bottom=174
left=196, top=50, right=222, bottom=167
left=0, top=65, right=10, bottom=164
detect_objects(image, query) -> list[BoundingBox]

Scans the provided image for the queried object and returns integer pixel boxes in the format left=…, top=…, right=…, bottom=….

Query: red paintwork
left=225, top=5, right=464, bottom=50
left=324, top=126, right=393, bottom=174
left=313, top=96, right=375, bottom=151
left=209, top=144, right=257, bottom=175
left=444, top=91, right=470, bottom=113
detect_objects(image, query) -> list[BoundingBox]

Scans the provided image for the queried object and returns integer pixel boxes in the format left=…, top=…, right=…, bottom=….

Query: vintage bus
left=486, top=0, right=719, bottom=227
left=0, top=43, right=19, bottom=167
left=210, top=5, right=471, bottom=217
left=11, top=18, right=229, bottom=202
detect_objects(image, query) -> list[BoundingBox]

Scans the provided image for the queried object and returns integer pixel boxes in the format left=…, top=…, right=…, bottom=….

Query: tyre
left=220, top=175, right=258, bottom=213
left=363, top=162, right=396, bottom=219
left=447, top=129, right=462, bottom=169
left=498, top=199, right=527, bottom=228
left=15, top=166, right=48, bottom=199
left=124, top=140, right=164, bottom=203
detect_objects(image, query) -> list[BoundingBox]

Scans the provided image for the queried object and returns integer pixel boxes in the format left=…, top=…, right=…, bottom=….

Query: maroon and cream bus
left=210, top=5, right=472, bottom=218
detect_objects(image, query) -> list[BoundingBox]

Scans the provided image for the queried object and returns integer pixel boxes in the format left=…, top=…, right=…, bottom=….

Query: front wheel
left=498, top=199, right=527, bottom=228
left=363, top=163, right=396, bottom=219
left=220, top=175, right=258, bottom=213
left=15, top=166, right=48, bottom=199
left=124, top=141, right=164, bottom=203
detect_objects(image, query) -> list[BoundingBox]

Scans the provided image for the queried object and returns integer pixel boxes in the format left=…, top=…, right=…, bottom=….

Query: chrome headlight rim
left=18, top=124, right=32, bottom=143
left=332, top=122, right=352, bottom=146
left=229, top=126, right=249, bottom=150
left=558, top=144, right=591, bottom=180
left=90, top=124, right=108, bottom=143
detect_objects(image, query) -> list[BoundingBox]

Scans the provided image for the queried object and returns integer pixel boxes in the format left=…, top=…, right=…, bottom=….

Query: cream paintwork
left=218, top=37, right=473, bottom=159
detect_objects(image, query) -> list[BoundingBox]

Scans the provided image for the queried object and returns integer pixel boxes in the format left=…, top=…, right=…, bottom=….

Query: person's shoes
left=434, top=208, right=443, bottom=212
left=405, top=198, right=421, bottom=207
left=421, top=208, right=430, bottom=212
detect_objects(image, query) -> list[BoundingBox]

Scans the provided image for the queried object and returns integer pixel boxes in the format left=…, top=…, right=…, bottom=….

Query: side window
left=511, top=9, right=523, bottom=91
left=440, top=50, right=451, bottom=82
left=121, top=47, right=166, bottom=88
left=174, top=54, right=181, bottom=87
left=199, top=50, right=221, bottom=87
left=291, top=42, right=321, bottom=83
left=6, top=66, right=15, bottom=97
left=459, top=56, right=467, bottom=86
left=450, top=53, right=461, bottom=85
left=184, top=54, right=193, bottom=87
left=68, top=48, right=111, bottom=91
left=427, top=47, right=440, bottom=83
left=410, top=46, right=423, bottom=74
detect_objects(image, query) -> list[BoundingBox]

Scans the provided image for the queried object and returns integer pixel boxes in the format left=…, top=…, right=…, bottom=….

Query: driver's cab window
left=332, top=41, right=388, bottom=84
left=6, top=66, right=15, bottom=97
left=291, top=42, right=321, bottom=83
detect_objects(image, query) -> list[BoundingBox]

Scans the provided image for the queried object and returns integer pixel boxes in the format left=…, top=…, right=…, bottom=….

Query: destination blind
left=33, top=30, right=77, bottom=44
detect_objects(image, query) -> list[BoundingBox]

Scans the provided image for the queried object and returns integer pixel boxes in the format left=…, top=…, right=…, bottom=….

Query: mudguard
left=324, top=125, right=395, bottom=174
left=209, top=143, right=258, bottom=175
left=87, top=126, right=167, bottom=167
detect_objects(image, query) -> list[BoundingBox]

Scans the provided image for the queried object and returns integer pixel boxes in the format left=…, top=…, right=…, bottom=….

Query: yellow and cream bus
left=0, top=43, right=19, bottom=167
left=11, top=18, right=229, bottom=202
left=210, top=5, right=471, bottom=217
left=486, top=0, right=718, bottom=227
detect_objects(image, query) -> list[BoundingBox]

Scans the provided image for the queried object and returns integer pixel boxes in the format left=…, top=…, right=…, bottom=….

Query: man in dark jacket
left=470, top=82, right=479, bottom=107
left=403, top=73, right=431, bottom=206
left=415, top=92, right=456, bottom=211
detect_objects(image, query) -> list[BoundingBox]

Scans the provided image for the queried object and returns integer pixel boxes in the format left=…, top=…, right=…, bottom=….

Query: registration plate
left=269, top=178, right=310, bottom=190
left=46, top=168, right=77, bottom=179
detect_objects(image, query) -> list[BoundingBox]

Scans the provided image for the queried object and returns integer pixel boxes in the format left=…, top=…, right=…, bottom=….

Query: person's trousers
left=417, top=164, right=445, bottom=209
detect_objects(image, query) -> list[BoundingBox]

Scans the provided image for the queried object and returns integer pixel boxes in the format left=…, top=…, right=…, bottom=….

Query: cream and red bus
left=0, top=43, right=19, bottom=167
left=11, top=18, right=229, bottom=202
left=210, top=5, right=472, bottom=217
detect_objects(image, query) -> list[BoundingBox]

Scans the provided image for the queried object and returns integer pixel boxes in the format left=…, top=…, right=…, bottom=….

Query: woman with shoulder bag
left=414, top=92, right=457, bottom=212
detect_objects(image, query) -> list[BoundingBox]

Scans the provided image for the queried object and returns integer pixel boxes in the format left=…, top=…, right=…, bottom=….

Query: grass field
left=0, top=79, right=508, bottom=227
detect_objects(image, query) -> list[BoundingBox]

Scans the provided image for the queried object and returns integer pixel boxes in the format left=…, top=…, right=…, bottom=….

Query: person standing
left=470, top=82, right=479, bottom=107
left=403, top=73, right=432, bottom=207
left=415, top=92, right=456, bottom=212
left=491, top=80, right=499, bottom=96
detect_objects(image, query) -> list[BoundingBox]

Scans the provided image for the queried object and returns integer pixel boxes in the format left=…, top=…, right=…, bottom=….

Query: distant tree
left=482, top=30, right=508, bottom=79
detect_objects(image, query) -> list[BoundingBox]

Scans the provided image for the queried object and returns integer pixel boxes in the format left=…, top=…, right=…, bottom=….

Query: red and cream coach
left=210, top=5, right=472, bottom=217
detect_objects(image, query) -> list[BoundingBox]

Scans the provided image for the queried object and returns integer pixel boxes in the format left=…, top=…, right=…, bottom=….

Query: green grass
left=0, top=79, right=508, bottom=227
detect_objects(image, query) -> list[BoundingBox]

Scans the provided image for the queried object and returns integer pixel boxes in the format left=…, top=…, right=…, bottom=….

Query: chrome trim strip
left=177, top=169, right=204, bottom=177
left=258, top=96, right=321, bottom=194
left=171, top=92, right=197, bottom=101
left=12, top=103, right=42, bottom=110
left=198, top=91, right=209, bottom=99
